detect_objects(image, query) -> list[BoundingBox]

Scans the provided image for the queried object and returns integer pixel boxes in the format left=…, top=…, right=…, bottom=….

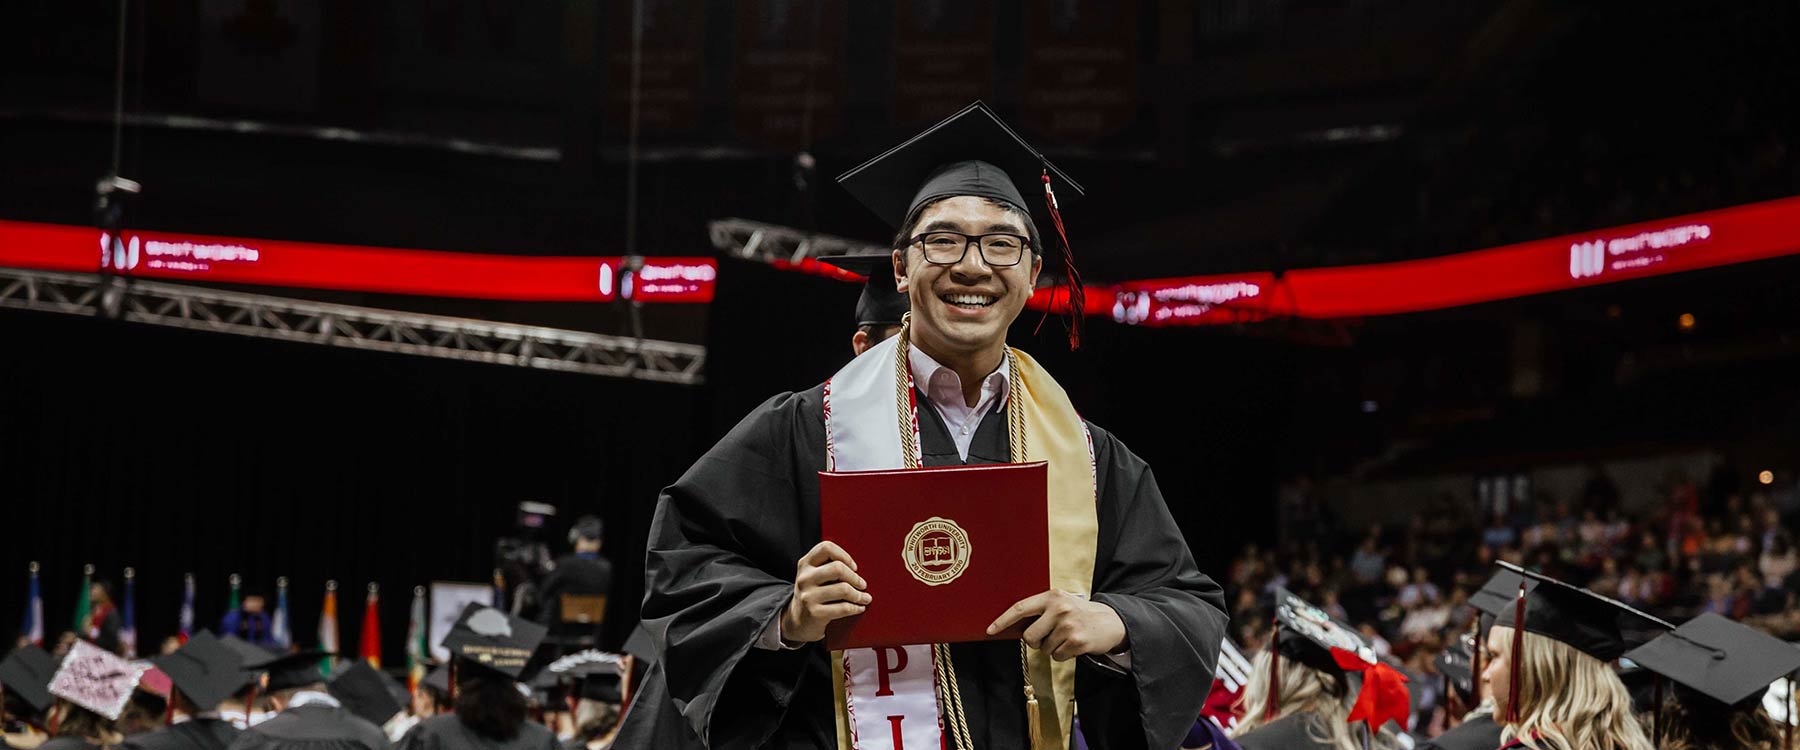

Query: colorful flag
left=359, top=583, right=381, bottom=668
left=22, top=562, right=43, bottom=647
left=119, top=567, right=138, bottom=658
left=271, top=577, right=291, bottom=649
left=227, top=573, right=241, bottom=613
left=178, top=573, right=195, bottom=642
left=71, top=564, right=94, bottom=637
left=318, top=580, right=339, bottom=677
left=491, top=568, right=506, bottom=609
left=405, top=585, right=428, bottom=693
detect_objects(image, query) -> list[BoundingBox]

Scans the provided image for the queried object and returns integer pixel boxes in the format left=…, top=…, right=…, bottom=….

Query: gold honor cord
left=893, top=313, right=1044, bottom=750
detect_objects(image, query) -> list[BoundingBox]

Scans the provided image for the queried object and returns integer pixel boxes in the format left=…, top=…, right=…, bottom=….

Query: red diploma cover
left=819, top=461, right=1049, bottom=650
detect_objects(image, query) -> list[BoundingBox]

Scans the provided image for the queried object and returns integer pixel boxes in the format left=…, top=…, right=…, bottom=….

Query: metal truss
left=707, top=218, right=887, bottom=265
left=0, top=266, right=706, bottom=385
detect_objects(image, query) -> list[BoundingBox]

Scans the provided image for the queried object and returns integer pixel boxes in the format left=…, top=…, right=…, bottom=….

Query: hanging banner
left=607, top=0, right=706, bottom=133
left=1018, top=0, right=1140, bottom=144
left=892, top=0, right=996, bottom=124
left=730, top=0, right=846, bottom=149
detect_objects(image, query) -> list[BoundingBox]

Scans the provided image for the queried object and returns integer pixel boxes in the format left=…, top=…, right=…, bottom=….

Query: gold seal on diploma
left=902, top=516, right=971, bottom=586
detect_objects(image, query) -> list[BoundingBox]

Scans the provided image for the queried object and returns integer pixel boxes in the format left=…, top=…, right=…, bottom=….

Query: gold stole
left=829, top=342, right=1098, bottom=750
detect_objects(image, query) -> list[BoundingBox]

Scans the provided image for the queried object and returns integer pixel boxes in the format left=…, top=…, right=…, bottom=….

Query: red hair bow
left=1330, top=647, right=1412, bottom=734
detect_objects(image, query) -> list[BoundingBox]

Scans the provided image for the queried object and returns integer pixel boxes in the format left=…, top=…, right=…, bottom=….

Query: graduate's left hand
left=986, top=589, right=1127, bottom=661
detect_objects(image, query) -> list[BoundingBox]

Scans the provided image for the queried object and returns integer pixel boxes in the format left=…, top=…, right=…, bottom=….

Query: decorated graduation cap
left=441, top=603, right=547, bottom=682
left=1266, top=588, right=1410, bottom=733
left=0, top=644, right=58, bottom=714
left=837, top=101, right=1089, bottom=348
left=245, top=650, right=332, bottom=693
left=48, top=640, right=148, bottom=721
left=150, top=631, right=257, bottom=711
left=547, top=649, right=628, bottom=705
left=1624, top=613, right=1800, bottom=710
left=818, top=251, right=910, bottom=329
left=327, top=660, right=404, bottom=727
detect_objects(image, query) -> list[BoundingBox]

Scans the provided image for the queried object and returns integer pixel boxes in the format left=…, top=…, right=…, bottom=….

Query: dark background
left=3, top=0, right=1799, bottom=659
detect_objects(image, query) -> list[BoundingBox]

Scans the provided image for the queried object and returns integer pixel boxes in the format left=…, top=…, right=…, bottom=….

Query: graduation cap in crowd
left=1436, top=632, right=1479, bottom=708
left=547, top=649, right=628, bottom=705
left=0, top=644, right=58, bottom=715
left=1624, top=613, right=1800, bottom=711
left=327, top=661, right=404, bottom=727
left=245, top=650, right=333, bottom=693
left=1490, top=561, right=1674, bottom=724
left=837, top=101, right=1089, bottom=348
left=441, top=603, right=548, bottom=682
left=1267, top=588, right=1410, bottom=733
left=151, top=631, right=257, bottom=711
left=218, top=634, right=279, bottom=667
left=1469, top=568, right=1537, bottom=627
left=48, top=640, right=148, bottom=721
left=817, top=251, right=909, bottom=330
left=421, top=665, right=450, bottom=697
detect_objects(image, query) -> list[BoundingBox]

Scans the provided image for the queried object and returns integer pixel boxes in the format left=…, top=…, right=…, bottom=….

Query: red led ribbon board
left=1106, top=195, right=1800, bottom=325
left=0, top=220, right=715, bottom=303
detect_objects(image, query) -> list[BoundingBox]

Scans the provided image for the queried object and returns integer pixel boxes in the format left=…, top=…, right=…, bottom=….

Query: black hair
left=453, top=667, right=528, bottom=741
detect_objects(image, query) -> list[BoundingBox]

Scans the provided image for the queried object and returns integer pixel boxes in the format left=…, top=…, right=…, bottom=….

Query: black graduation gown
left=395, top=716, right=556, bottom=750
left=1232, top=715, right=1337, bottom=750
left=36, top=737, right=101, bottom=750
left=224, top=704, right=389, bottom=750
left=613, top=384, right=1230, bottom=750
left=1416, top=715, right=1501, bottom=750
left=124, top=719, right=242, bottom=750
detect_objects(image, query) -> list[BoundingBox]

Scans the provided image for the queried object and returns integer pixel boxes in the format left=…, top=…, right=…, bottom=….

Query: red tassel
left=1506, top=582, right=1525, bottom=724
left=1034, top=170, right=1084, bottom=350
left=164, top=690, right=176, bottom=726
left=447, top=659, right=458, bottom=703
left=1265, top=616, right=1281, bottom=722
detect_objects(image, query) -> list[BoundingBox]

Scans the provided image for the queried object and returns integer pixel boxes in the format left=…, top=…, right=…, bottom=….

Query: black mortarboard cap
left=246, top=650, right=331, bottom=693
left=218, top=634, right=279, bottom=668
left=442, top=603, right=547, bottom=681
left=1436, top=633, right=1477, bottom=705
left=1494, top=561, right=1672, bottom=662
left=1469, top=569, right=1537, bottom=621
left=816, top=251, right=910, bottom=329
left=151, top=631, right=256, bottom=711
left=421, top=665, right=449, bottom=696
left=1623, top=613, right=1800, bottom=709
left=327, top=661, right=404, bottom=727
left=1272, top=587, right=1375, bottom=675
left=837, top=101, right=1084, bottom=233
left=0, top=645, right=57, bottom=713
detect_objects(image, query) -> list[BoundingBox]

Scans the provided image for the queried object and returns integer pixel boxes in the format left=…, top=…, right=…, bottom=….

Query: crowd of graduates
left=0, top=603, right=637, bottom=750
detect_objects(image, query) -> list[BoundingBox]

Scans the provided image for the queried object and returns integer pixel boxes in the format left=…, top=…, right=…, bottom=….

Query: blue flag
left=22, top=562, right=43, bottom=647
left=120, top=568, right=138, bottom=658
left=271, top=577, right=292, bottom=648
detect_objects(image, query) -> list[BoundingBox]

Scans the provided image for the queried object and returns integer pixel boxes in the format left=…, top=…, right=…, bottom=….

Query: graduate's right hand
left=779, top=541, right=872, bottom=645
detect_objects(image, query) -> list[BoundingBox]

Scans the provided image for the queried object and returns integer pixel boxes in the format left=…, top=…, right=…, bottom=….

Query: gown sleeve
left=639, top=390, right=823, bottom=748
left=1078, top=426, right=1231, bottom=750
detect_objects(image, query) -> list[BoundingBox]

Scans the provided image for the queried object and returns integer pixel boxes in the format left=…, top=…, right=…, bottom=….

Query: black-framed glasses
left=910, top=231, right=1031, bottom=267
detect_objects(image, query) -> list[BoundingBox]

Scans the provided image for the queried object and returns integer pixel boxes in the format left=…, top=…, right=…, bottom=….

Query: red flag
left=360, top=583, right=381, bottom=668
left=1330, top=647, right=1411, bottom=734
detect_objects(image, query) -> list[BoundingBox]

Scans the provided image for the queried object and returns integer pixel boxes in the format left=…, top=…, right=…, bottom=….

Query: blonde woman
left=1233, top=590, right=1406, bottom=750
left=1480, top=562, right=1665, bottom=750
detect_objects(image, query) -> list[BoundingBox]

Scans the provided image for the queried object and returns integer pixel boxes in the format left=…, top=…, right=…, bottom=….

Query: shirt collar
left=906, top=341, right=1009, bottom=409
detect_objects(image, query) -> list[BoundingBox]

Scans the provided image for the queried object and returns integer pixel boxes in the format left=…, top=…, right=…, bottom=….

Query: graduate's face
left=1482, top=625, right=1513, bottom=718
left=894, top=196, right=1042, bottom=358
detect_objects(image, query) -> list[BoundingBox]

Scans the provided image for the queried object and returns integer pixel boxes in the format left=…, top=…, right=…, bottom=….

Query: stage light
left=1361, top=400, right=1379, bottom=413
left=1760, top=470, right=1775, bottom=485
left=1678, top=312, right=1696, bottom=330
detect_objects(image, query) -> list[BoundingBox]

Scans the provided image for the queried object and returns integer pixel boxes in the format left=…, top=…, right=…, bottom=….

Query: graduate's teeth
left=941, top=294, right=996, bottom=307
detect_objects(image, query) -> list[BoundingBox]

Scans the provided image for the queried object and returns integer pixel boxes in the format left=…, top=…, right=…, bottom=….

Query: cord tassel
left=1266, top=616, right=1281, bottom=722
left=1025, top=681, right=1042, bottom=750
left=1506, top=582, right=1525, bottom=725
left=1034, top=170, right=1084, bottom=350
